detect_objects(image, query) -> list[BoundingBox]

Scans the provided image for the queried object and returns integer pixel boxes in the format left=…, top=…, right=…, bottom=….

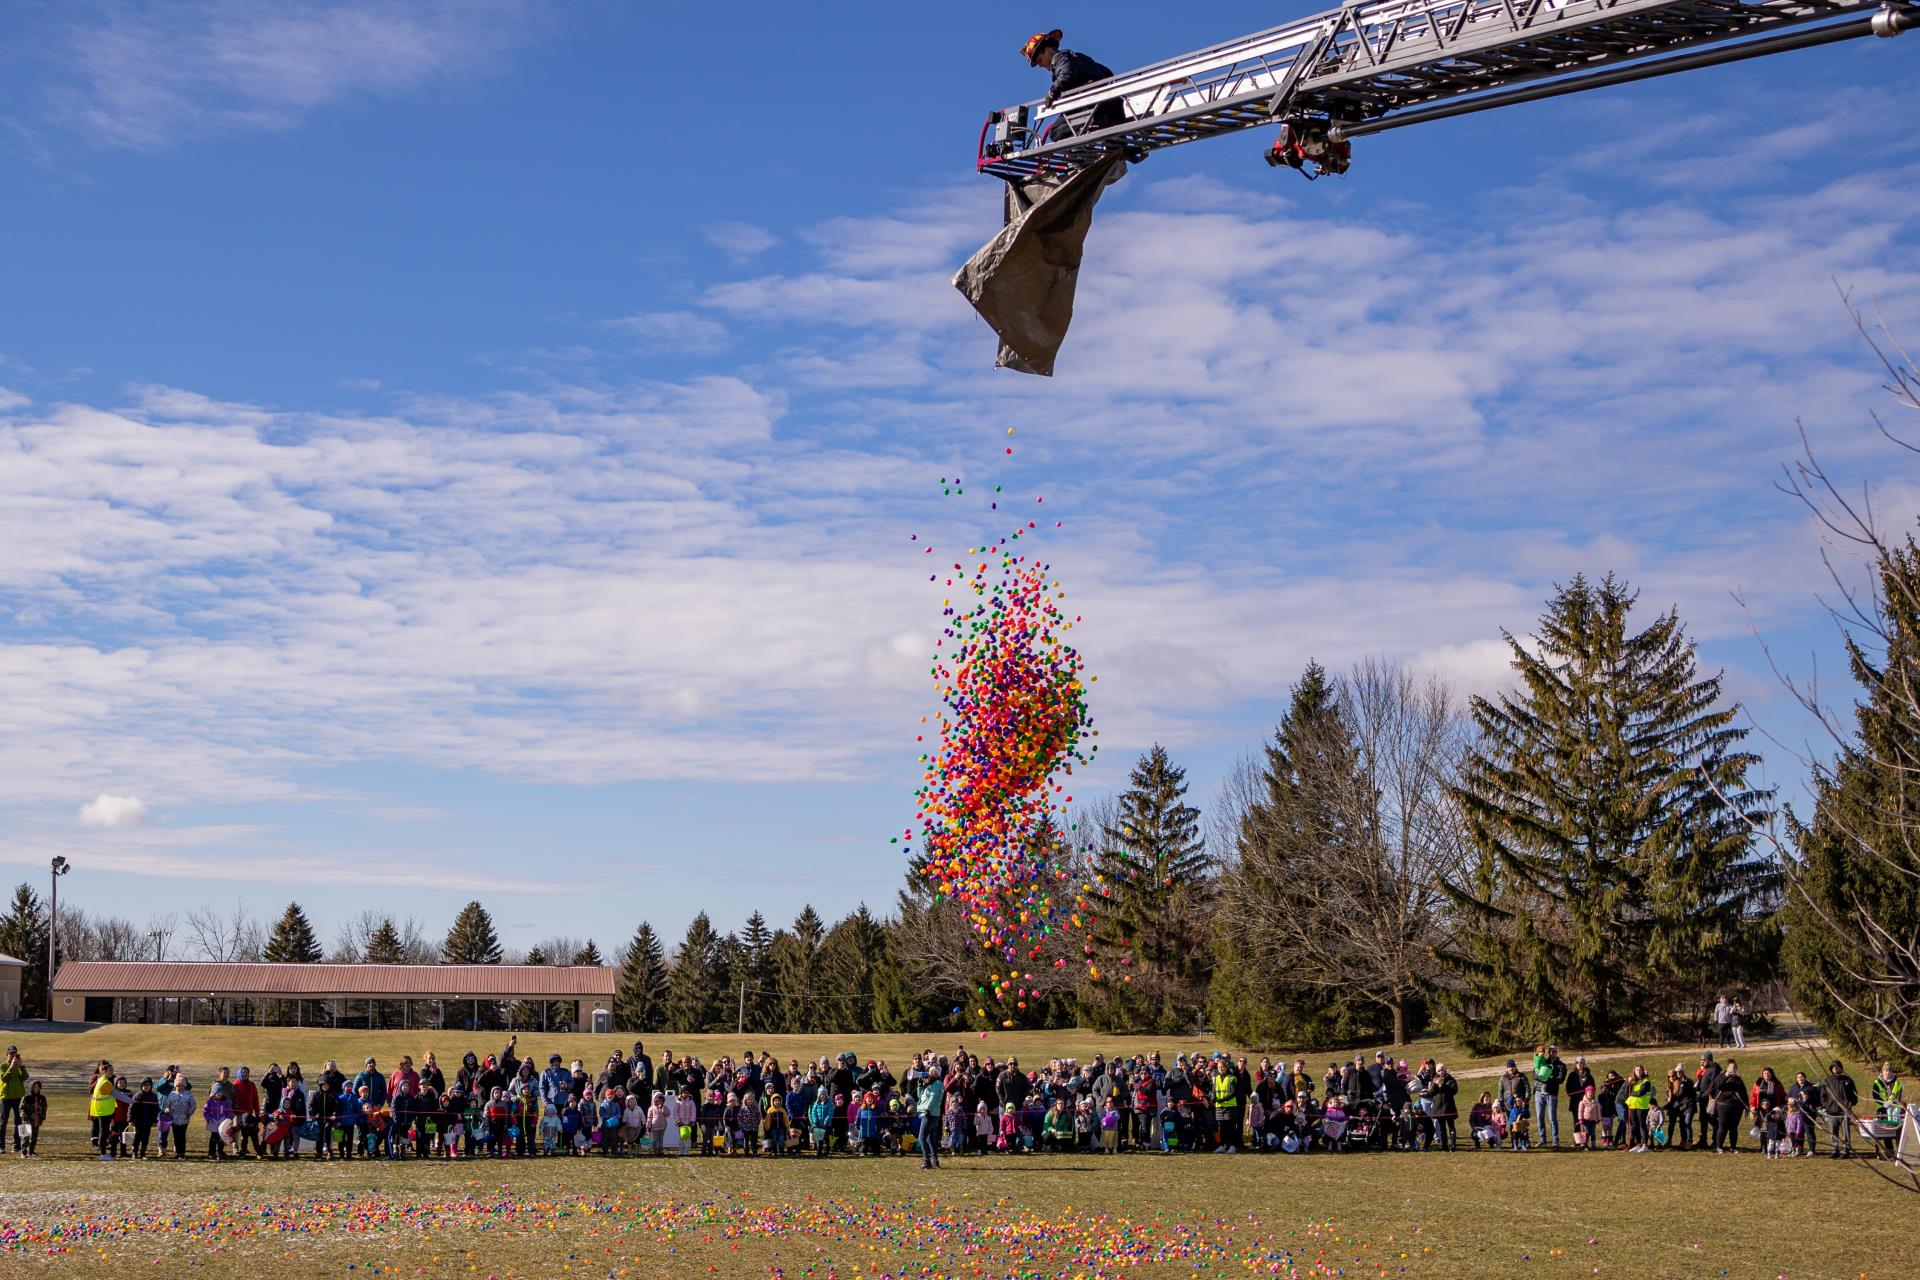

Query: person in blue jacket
left=1021, top=28, right=1124, bottom=133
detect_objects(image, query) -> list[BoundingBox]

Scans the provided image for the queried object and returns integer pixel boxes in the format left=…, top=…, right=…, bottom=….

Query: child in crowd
left=809, top=1093, right=836, bottom=1157
left=646, top=1091, right=671, bottom=1156
left=1576, top=1085, right=1600, bottom=1150
left=946, top=1090, right=969, bottom=1156
left=764, top=1093, right=789, bottom=1156
left=1100, top=1098, right=1121, bottom=1153
left=998, top=1102, right=1019, bottom=1153
left=699, top=1089, right=724, bottom=1155
left=1785, top=1099, right=1807, bottom=1157
left=1469, top=1092, right=1497, bottom=1150
left=1506, top=1096, right=1531, bottom=1152
left=595, top=1088, right=622, bottom=1156
left=975, top=1100, right=995, bottom=1153
left=723, top=1092, right=745, bottom=1155
left=856, top=1092, right=881, bottom=1155
left=677, top=1089, right=698, bottom=1154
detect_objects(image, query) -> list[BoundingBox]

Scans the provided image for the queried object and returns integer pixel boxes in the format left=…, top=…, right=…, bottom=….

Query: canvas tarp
left=952, top=154, right=1127, bottom=376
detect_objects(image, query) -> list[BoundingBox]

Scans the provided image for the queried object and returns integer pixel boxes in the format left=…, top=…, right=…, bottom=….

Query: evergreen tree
left=364, top=919, right=406, bottom=964
left=739, top=910, right=776, bottom=1029
left=361, top=917, right=407, bottom=1029
left=263, top=902, right=323, bottom=964
left=714, top=932, right=746, bottom=1031
left=1443, top=575, right=1775, bottom=1051
left=664, top=913, right=725, bottom=1033
left=1209, top=663, right=1396, bottom=1046
left=1081, top=745, right=1213, bottom=1034
left=771, top=906, right=826, bottom=1033
left=1783, top=542, right=1920, bottom=1071
left=442, top=901, right=504, bottom=1029
left=615, top=922, right=669, bottom=1033
left=261, top=901, right=322, bottom=1025
left=819, top=906, right=887, bottom=1033
left=0, top=884, right=49, bottom=1019
left=873, top=892, right=949, bottom=1033
left=572, top=940, right=603, bottom=967
left=512, top=945, right=554, bottom=1029
left=442, top=902, right=504, bottom=964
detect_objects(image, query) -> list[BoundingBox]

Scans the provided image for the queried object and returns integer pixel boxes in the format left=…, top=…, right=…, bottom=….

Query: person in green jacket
left=1624, top=1065, right=1656, bottom=1152
left=1, top=1045, right=27, bottom=1154
left=1042, top=1099, right=1075, bottom=1153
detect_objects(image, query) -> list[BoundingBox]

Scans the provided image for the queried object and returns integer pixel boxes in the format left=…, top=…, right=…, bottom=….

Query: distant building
left=0, top=954, right=24, bottom=1021
left=50, top=960, right=613, bottom=1031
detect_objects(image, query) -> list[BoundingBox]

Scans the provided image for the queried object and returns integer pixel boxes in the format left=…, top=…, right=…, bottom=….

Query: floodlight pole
left=46, top=857, right=70, bottom=1020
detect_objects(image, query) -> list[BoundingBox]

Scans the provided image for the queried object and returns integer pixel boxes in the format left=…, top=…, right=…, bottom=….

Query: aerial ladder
left=978, top=0, right=1917, bottom=181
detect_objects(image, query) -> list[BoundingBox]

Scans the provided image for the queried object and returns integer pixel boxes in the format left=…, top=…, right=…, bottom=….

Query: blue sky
left=2, top=1, right=1917, bottom=956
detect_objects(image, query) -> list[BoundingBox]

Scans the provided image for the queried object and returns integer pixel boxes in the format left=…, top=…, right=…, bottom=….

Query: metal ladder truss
left=978, top=0, right=1910, bottom=178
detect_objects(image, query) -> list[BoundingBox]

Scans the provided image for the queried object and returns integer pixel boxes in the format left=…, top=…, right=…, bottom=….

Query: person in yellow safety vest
left=88, top=1058, right=120, bottom=1160
left=1624, top=1065, right=1656, bottom=1152
left=1211, top=1056, right=1243, bottom=1153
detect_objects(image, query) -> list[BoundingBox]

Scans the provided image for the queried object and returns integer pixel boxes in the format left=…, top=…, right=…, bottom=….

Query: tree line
left=5, top=436, right=1918, bottom=1068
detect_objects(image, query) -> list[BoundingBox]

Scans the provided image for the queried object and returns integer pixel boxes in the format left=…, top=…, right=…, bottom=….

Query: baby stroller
left=1343, top=1100, right=1386, bottom=1152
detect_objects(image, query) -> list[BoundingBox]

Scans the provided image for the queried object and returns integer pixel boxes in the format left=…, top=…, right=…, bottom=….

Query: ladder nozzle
left=1873, top=3, right=1917, bottom=35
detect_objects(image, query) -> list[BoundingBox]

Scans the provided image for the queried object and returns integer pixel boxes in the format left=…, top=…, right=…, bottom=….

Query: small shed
left=0, top=954, right=25, bottom=1021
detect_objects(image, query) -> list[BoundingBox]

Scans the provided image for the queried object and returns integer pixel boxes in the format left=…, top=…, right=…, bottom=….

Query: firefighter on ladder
left=1022, top=29, right=1126, bottom=136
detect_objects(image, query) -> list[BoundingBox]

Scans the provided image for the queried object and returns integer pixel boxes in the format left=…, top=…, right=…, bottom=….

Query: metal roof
left=51, top=961, right=613, bottom=998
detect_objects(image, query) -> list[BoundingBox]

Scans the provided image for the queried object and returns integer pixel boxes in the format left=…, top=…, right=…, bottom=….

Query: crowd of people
left=1, top=1037, right=1910, bottom=1164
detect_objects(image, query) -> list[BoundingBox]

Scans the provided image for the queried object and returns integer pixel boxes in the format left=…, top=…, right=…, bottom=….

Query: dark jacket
left=1821, top=1071, right=1858, bottom=1116
left=1045, top=48, right=1115, bottom=106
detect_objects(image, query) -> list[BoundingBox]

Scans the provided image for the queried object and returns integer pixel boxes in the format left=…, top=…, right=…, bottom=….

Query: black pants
left=92, top=1115, right=113, bottom=1152
left=0, top=1098, right=21, bottom=1150
left=1435, top=1116, right=1456, bottom=1151
left=168, top=1123, right=187, bottom=1156
left=208, top=1130, right=226, bottom=1159
left=1714, top=1106, right=1742, bottom=1150
left=132, top=1121, right=154, bottom=1156
left=1217, top=1107, right=1243, bottom=1149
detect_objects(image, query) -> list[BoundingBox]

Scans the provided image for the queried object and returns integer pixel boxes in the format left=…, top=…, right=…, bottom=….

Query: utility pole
left=146, top=930, right=162, bottom=1023
left=46, top=857, right=70, bottom=1021
left=737, top=980, right=747, bottom=1036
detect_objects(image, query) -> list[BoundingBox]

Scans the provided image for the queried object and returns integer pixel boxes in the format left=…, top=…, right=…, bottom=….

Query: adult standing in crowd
left=1, top=1045, right=26, bottom=1153
left=1820, top=1060, right=1857, bottom=1158
left=1710, top=1059, right=1748, bottom=1153
left=1531, top=1046, right=1564, bottom=1147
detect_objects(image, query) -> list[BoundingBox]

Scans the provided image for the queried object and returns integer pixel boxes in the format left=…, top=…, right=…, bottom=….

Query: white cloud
left=46, top=0, right=541, bottom=149
left=77, top=792, right=148, bottom=827
left=704, top=222, right=778, bottom=258
left=603, top=310, right=729, bottom=355
left=0, top=387, right=30, bottom=412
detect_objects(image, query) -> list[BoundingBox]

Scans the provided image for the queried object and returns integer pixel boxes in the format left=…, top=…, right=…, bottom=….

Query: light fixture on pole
left=47, top=857, right=70, bottom=1021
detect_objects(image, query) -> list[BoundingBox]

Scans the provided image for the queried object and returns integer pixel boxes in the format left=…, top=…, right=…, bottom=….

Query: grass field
left=2, top=1024, right=1912, bottom=1280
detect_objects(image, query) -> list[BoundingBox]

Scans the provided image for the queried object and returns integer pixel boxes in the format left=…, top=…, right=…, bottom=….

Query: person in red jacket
left=231, top=1066, right=263, bottom=1158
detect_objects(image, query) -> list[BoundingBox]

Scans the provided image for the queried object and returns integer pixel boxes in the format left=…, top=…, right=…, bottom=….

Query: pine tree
left=615, top=922, right=669, bottom=1033
left=1209, top=663, right=1395, bottom=1046
left=364, top=919, right=406, bottom=964
left=1081, top=745, right=1213, bottom=1033
left=572, top=940, right=603, bottom=967
left=264, top=903, right=322, bottom=963
left=442, top=902, right=504, bottom=964
left=442, top=902, right=504, bottom=1030
left=0, top=884, right=49, bottom=1019
left=873, top=893, right=948, bottom=1033
left=512, top=945, right=554, bottom=1030
left=664, top=913, right=724, bottom=1033
left=1443, top=575, right=1775, bottom=1051
left=739, top=910, right=776, bottom=1029
left=359, top=917, right=407, bottom=1029
left=819, top=906, right=887, bottom=1033
left=261, top=901, right=322, bottom=1025
left=772, top=906, right=826, bottom=1033
left=1783, top=542, right=1920, bottom=1071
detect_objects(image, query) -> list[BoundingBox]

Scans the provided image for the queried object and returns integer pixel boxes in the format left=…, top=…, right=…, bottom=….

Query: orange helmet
left=1022, top=29, right=1062, bottom=65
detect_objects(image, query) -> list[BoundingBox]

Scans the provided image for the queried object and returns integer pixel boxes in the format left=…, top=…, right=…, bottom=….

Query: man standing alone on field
left=1711, top=996, right=1732, bottom=1048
